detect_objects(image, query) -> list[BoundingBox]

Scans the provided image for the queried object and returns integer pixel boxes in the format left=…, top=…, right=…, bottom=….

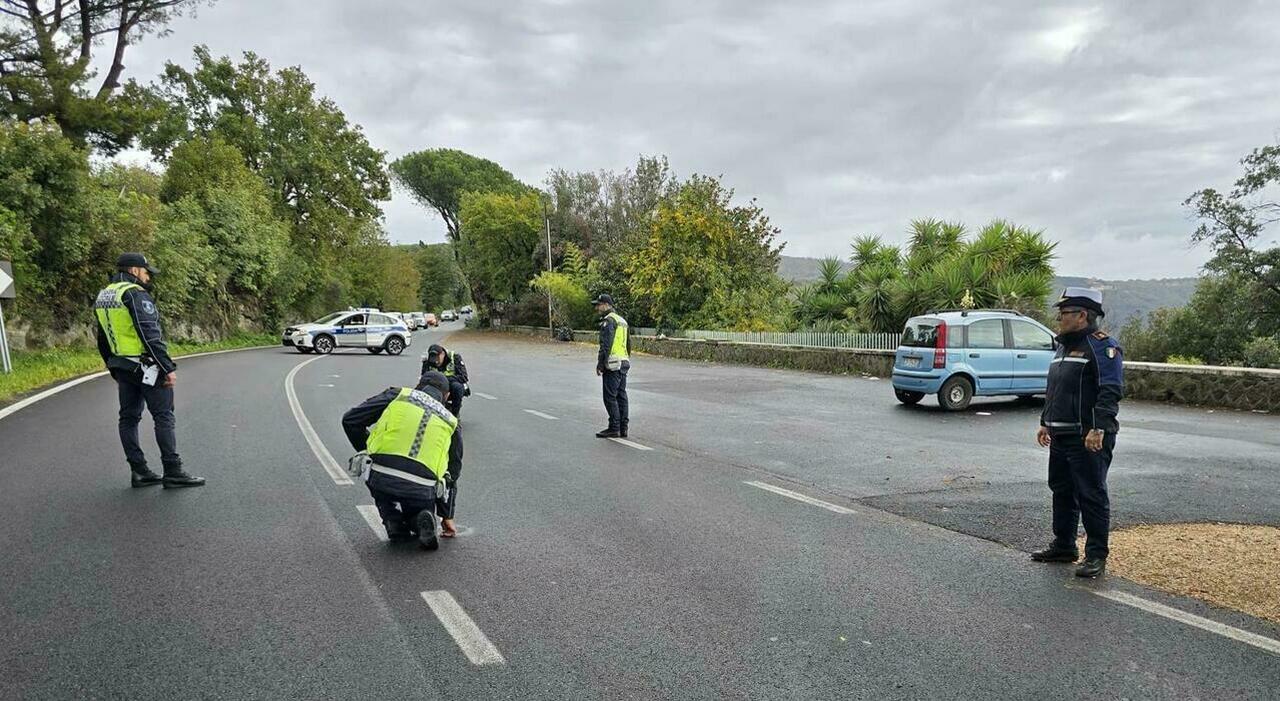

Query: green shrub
left=1242, top=336, right=1280, bottom=369
left=1166, top=354, right=1206, bottom=366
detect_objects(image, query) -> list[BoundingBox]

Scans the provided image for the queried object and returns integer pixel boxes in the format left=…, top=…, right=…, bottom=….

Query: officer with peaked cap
left=1031, top=287, right=1124, bottom=578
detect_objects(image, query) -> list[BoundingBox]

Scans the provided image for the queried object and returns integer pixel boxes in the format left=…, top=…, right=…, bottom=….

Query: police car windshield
left=312, top=312, right=346, bottom=325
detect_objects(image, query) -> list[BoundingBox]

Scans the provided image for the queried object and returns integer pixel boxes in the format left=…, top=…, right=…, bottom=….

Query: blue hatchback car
left=890, top=309, right=1057, bottom=410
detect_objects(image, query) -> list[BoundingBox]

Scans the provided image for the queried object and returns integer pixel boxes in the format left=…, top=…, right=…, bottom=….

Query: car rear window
left=901, top=317, right=942, bottom=347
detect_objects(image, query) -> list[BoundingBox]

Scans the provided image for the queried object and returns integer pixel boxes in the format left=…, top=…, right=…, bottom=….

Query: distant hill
left=778, top=256, right=1197, bottom=333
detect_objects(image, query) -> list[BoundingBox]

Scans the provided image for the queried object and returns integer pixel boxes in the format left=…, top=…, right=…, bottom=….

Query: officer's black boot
left=1075, top=558, right=1106, bottom=578
left=619, top=424, right=628, bottom=438
left=130, top=463, right=163, bottom=488
left=162, top=463, right=206, bottom=489
left=385, top=519, right=413, bottom=543
left=596, top=428, right=620, bottom=438
left=417, top=511, right=439, bottom=551
left=1030, top=544, right=1079, bottom=562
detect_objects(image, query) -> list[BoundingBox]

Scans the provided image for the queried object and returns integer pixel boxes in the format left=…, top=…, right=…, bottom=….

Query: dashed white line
left=744, top=480, right=857, bottom=515
left=523, top=409, right=559, bottom=421
left=1092, top=589, right=1280, bottom=657
left=608, top=437, right=653, bottom=451
left=473, top=391, right=497, bottom=400
left=318, top=383, right=335, bottom=387
left=284, top=355, right=353, bottom=486
left=356, top=504, right=388, bottom=541
left=420, top=591, right=506, bottom=666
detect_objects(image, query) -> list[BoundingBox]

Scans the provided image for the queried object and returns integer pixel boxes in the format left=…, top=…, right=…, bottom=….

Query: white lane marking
left=523, top=409, right=559, bottom=421
left=357, top=504, right=388, bottom=541
left=744, top=480, right=857, bottom=515
left=420, top=591, right=506, bottom=666
left=318, top=383, right=335, bottom=387
left=1092, top=589, right=1280, bottom=657
left=473, top=392, right=497, bottom=400
left=284, top=356, right=353, bottom=486
left=0, top=344, right=275, bottom=423
left=608, top=437, right=652, bottom=451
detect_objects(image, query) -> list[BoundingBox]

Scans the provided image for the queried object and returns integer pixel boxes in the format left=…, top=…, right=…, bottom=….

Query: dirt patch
left=1101, top=523, right=1280, bottom=624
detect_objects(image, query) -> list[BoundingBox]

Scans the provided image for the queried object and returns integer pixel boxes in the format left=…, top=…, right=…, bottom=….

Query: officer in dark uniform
left=341, top=371, right=464, bottom=549
left=421, top=343, right=469, bottom=417
left=94, top=252, right=204, bottom=488
left=592, top=294, right=630, bottom=438
left=1031, top=287, right=1123, bottom=578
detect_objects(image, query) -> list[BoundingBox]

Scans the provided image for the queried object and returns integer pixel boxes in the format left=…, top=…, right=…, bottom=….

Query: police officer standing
left=592, top=294, right=630, bottom=438
left=94, top=252, right=204, bottom=488
left=342, top=371, right=464, bottom=548
left=1031, top=287, right=1123, bottom=578
left=421, top=343, right=469, bottom=417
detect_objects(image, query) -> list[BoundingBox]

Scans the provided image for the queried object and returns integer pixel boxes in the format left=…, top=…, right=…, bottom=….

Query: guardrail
left=629, top=327, right=900, bottom=351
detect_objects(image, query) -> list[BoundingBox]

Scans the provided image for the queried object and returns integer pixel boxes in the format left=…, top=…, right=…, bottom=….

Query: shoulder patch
left=141, top=300, right=156, bottom=315
left=1106, top=346, right=1117, bottom=358
left=1092, top=331, right=1109, bottom=340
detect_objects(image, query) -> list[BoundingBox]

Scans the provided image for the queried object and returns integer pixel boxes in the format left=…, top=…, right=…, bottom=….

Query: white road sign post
left=0, top=261, right=15, bottom=373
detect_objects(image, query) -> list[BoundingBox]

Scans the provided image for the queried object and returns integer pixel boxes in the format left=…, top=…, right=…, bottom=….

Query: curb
left=0, top=344, right=277, bottom=422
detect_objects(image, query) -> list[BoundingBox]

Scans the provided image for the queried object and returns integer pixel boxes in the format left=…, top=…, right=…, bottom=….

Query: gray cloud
left=122, top=0, right=1280, bottom=278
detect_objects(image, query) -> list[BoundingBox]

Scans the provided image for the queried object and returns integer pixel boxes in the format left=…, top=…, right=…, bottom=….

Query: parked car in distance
left=281, top=308, right=412, bottom=356
left=890, top=309, right=1057, bottom=411
left=407, top=312, right=426, bottom=330
left=424, top=312, right=439, bottom=327
left=459, top=305, right=473, bottom=315
left=441, top=309, right=458, bottom=321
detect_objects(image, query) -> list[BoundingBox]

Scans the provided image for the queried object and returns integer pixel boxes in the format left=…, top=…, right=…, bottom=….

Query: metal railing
left=629, top=327, right=900, bottom=351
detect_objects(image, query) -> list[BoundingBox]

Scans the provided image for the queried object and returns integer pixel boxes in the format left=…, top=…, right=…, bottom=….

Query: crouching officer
left=592, top=294, right=630, bottom=438
left=421, top=343, right=469, bottom=417
left=342, top=371, right=464, bottom=549
left=1032, top=287, right=1123, bottom=578
left=94, top=252, right=204, bottom=488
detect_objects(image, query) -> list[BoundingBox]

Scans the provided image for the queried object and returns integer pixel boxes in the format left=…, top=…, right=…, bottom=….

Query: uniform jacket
left=95, top=272, right=177, bottom=374
left=341, top=386, right=464, bottom=482
left=597, top=312, right=631, bottom=373
left=421, top=351, right=468, bottom=384
left=1041, top=326, right=1124, bottom=435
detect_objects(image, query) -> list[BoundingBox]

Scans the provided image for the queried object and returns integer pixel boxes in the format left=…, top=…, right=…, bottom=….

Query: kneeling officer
left=342, top=371, right=463, bottom=549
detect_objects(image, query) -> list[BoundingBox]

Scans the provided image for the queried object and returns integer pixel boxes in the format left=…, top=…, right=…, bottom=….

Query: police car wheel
left=385, top=337, right=405, bottom=355
left=938, top=376, right=973, bottom=411
left=367, top=347, right=383, bottom=354
left=313, top=335, right=335, bottom=354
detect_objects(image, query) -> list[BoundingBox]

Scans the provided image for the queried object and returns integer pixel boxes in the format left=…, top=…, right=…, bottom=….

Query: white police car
left=282, top=308, right=412, bottom=355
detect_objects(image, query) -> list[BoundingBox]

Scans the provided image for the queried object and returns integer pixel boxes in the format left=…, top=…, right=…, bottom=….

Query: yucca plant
left=854, top=262, right=900, bottom=331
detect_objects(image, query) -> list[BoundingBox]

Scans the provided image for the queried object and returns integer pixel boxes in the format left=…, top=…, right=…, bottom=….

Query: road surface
left=1, top=324, right=1277, bottom=699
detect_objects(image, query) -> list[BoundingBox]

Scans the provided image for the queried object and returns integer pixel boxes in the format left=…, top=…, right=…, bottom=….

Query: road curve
left=1, top=324, right=1277, bottom=700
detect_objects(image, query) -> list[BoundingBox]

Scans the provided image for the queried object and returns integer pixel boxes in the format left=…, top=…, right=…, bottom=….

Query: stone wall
left=494, top=326, right=1280, bottom=412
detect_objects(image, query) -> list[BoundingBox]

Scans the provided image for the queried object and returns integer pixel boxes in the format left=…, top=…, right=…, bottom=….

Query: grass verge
left=0, top=333, right=277, bottom=406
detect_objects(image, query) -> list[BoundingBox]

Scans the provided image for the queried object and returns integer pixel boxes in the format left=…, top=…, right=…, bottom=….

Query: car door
left=1009, top=320, right=1056, bottom=393
left=336, top=313, right=367, bottom=347
left=963, top=318, right=1012, bottom=392
left=366, top=314, right=392, bottom=347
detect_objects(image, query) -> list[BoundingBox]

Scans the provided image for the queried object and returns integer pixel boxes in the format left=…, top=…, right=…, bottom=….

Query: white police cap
left=1055, top=286, right=1104, bottom=315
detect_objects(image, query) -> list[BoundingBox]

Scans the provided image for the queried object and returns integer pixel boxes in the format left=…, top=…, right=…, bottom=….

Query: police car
left=282, top=308, right=412, bottom=355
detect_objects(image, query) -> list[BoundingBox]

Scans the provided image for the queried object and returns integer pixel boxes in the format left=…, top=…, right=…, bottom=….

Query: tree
left=391, top=148, right=526, bottom=246
left=0, top=0, right=205, bottom=152
left=626, top=174, right=786, bottom=330
left=456, top=190, right=542, bottom=319
left=414, top=242, right=468, bottom=312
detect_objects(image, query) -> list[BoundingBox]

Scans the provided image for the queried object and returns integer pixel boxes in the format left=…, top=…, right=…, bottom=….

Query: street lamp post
left=543, top=199, right=554, bottom=338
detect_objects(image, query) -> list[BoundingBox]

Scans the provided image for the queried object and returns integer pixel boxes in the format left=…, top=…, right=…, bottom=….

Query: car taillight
left=933, top=321, right=948, bottom=369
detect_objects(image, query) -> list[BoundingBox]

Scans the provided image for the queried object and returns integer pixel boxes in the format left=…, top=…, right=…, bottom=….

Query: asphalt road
left=1, top=323, right=1277, bottom=699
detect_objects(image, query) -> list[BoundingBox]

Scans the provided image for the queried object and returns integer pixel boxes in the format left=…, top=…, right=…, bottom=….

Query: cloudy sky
left=121, top=0, right=1280, bottom=279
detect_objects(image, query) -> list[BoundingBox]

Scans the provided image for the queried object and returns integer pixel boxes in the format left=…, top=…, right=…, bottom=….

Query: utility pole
left=544, top=199, right=554, bottom=338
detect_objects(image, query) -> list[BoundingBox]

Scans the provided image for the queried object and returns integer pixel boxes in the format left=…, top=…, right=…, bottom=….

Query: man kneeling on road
left=342, top=371, right=464, bottom=549
left=420, top=343, right=469, bottom=417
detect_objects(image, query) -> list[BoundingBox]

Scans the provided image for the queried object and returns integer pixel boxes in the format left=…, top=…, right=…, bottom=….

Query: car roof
left=910, top=309, right=1034, bottom=322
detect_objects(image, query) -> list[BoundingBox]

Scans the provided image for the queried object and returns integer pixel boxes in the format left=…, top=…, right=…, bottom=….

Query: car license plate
left=903, top=356, right=921, bottom=368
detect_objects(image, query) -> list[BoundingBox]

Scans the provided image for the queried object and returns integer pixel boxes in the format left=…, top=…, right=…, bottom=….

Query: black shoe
left=417, top=511, right=439, bottom=551
left=1030, top=545, right=1079, bottom=563
left=1075, top=558, right=1106, bottom=578
left=619, top=427, right=628, bottom=438
left=131, top=469, right=164, bottom=488
left=386, top=520, right=413, bottom=543
left=162, top=470, right=206, bottom=488
left=596, top=429, right=620, bottom=438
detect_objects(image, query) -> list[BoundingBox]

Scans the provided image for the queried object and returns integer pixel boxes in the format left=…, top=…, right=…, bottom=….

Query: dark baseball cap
left=416, top=370, right=450, bottom=398
left=117, top=252, right=159, bottom=275
left=591, top=293, right=614, bottom=305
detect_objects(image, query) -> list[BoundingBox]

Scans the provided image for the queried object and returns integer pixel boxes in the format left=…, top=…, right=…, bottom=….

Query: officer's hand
left=596, top=367, right=603, bottom=376
left=1085, top=429, right=1104, bottom=452
left=163, top=371, right=176, bottom=388
left=1036, top=425, right=1051, bottom=448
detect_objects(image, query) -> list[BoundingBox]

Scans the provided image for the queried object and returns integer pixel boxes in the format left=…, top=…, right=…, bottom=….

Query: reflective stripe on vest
left=442, top=351, right=456, bottom=377
left=366, top=387, right=457, bottom=480
left=94, top=282, right=145, bottom=357
left=606, top=312, right=629, bottom=362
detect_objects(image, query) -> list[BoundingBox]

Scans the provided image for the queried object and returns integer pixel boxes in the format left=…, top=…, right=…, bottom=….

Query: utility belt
left=368, top=461, right=449, bottom=500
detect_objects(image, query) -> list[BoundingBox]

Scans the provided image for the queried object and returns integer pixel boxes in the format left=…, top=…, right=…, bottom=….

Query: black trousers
left=446, top=378, right=465, bottom=418
left=602, top=363, right=629, bottom=431
left=112, top=369, right=181, bottom=472
left=367, top=471, right=457, bottom=535
left=1048, top=432, right=1116, bottom=559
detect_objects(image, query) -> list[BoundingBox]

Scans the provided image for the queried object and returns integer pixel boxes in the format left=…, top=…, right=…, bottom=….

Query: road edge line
left=522, top=409, right=559, bottom=420
left=284, top=355, right=353, bottom=486
left=1092, top=589, right=1280, bottom=657
left=608, top=437, right=653, bottom=451
left=0, top=344, right=277, bottom=423
left=744, top=480, right=857, bottom=515
left=419, top=590, right=506, bottom=666
left=356, top=504, right=389, bottom=541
